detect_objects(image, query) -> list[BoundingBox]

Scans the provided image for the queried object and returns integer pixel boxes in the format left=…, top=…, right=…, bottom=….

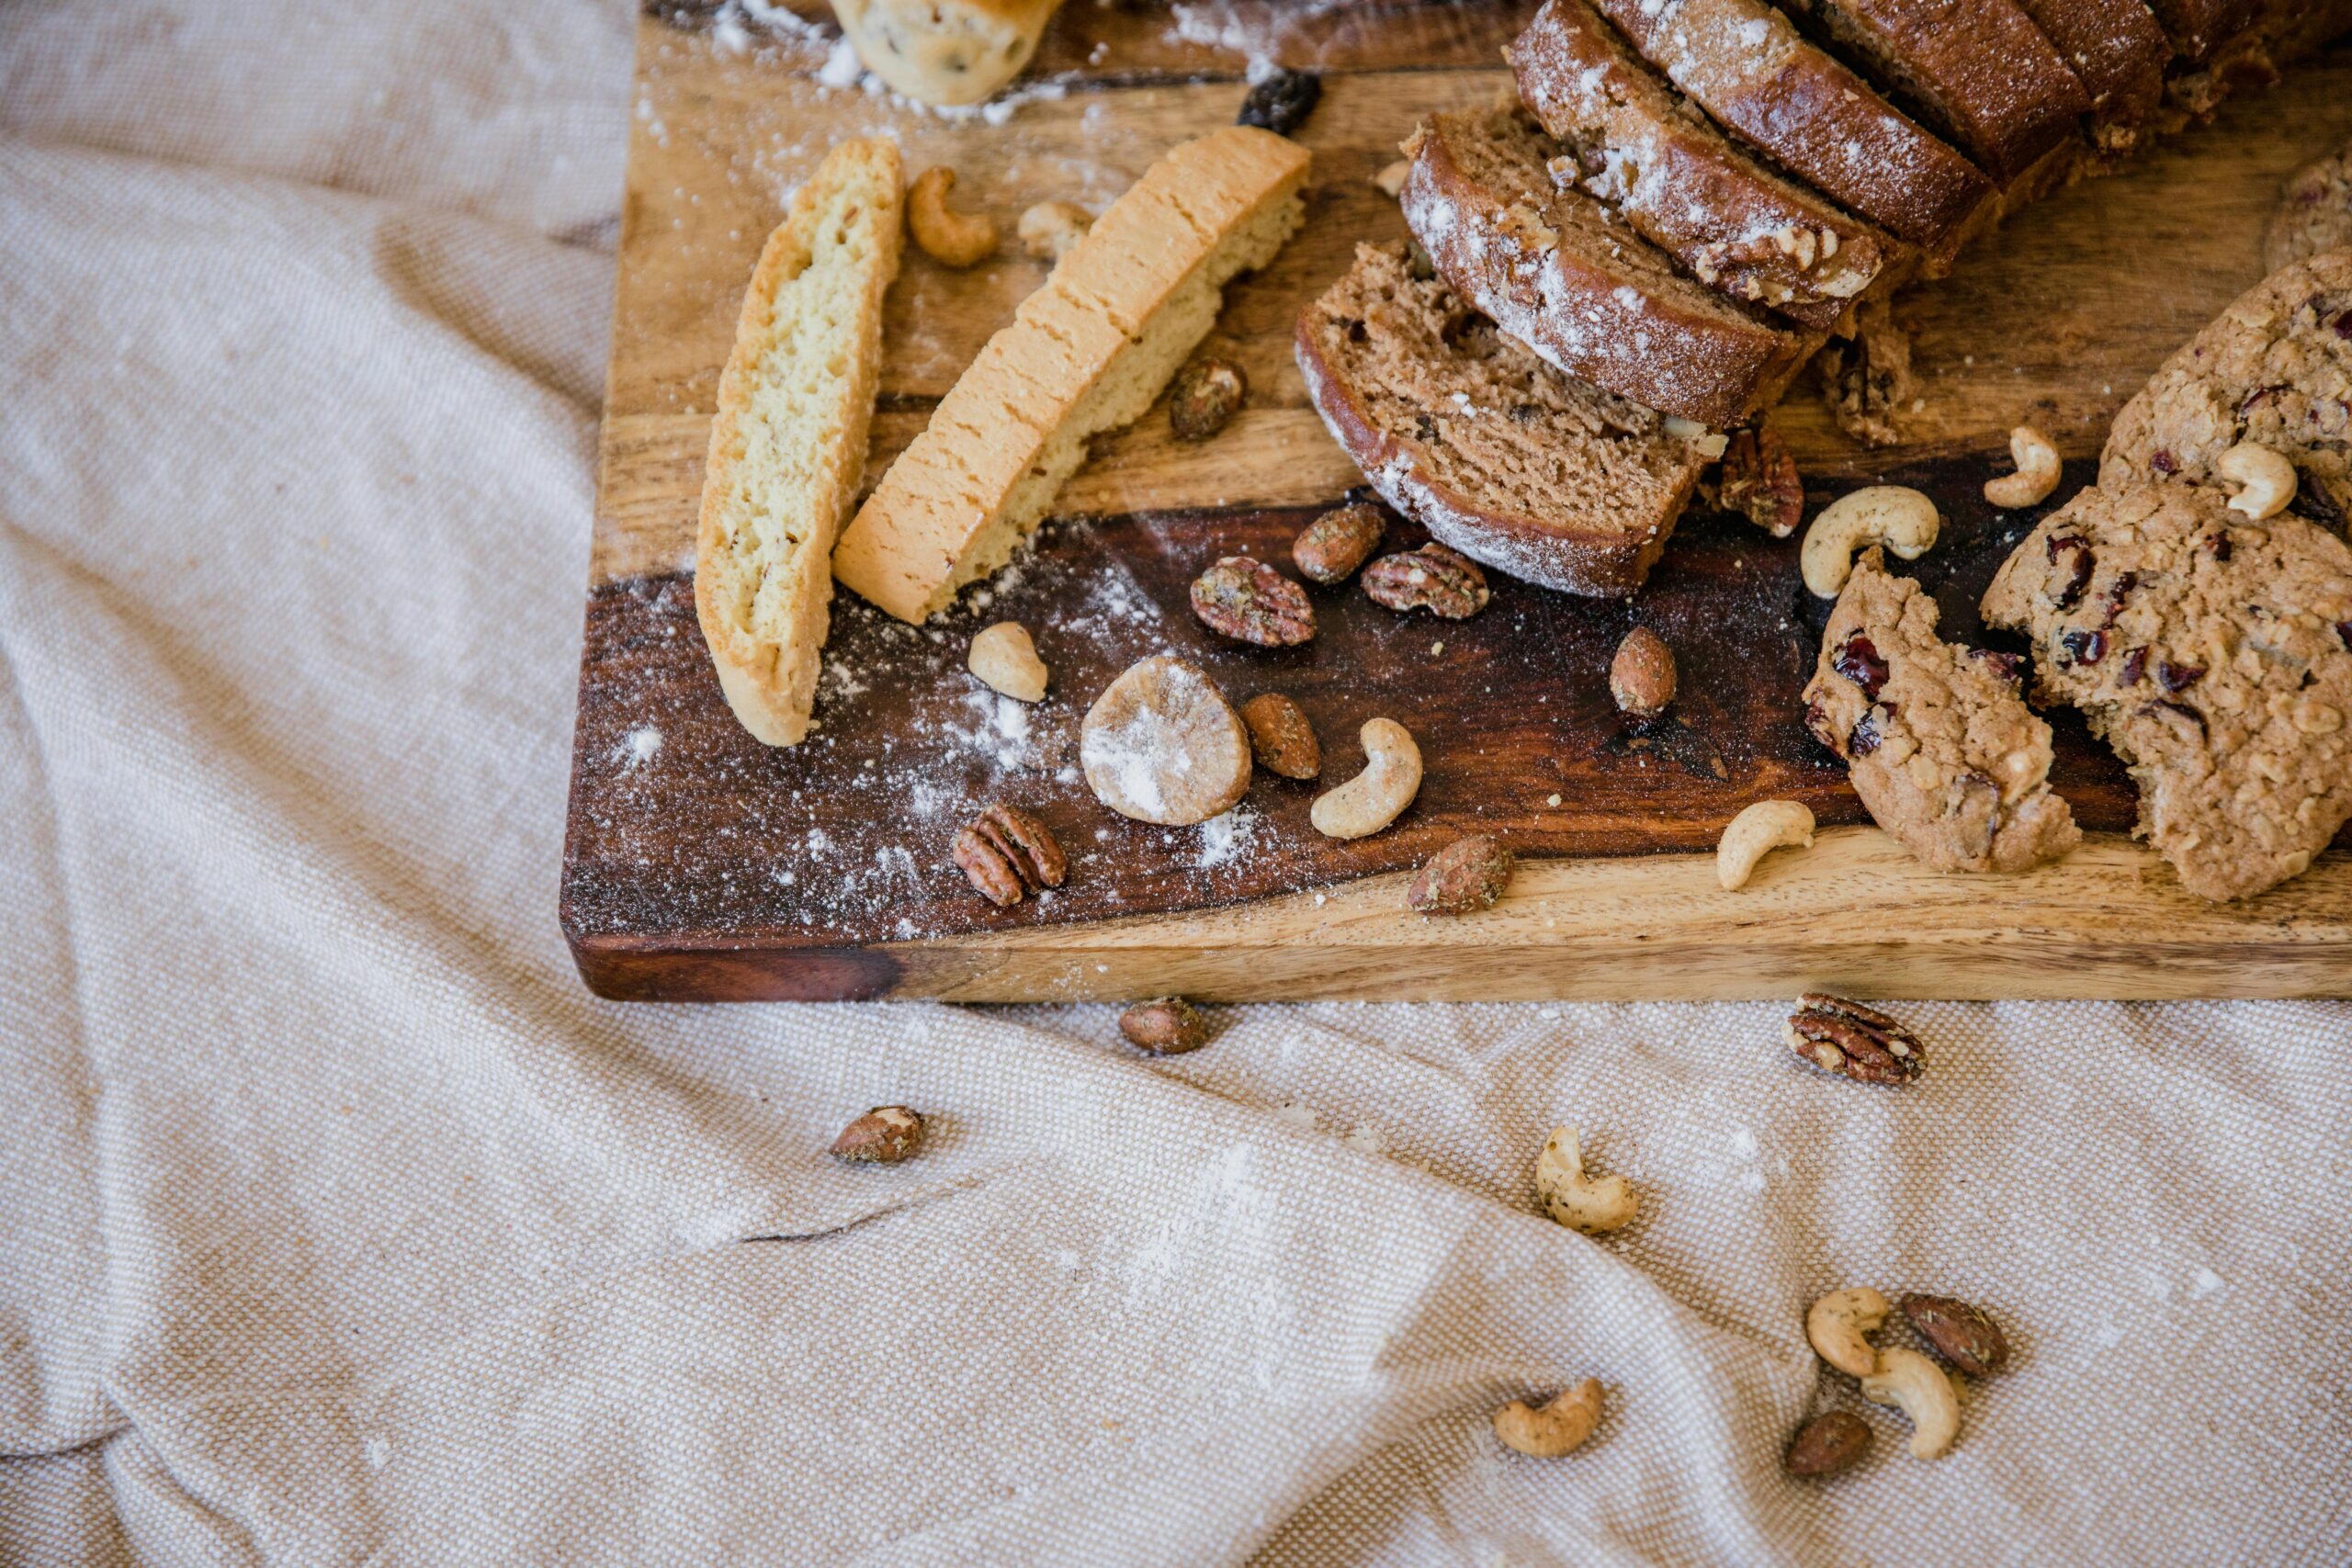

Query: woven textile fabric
left=2, top=3, right=2347, bottom=1562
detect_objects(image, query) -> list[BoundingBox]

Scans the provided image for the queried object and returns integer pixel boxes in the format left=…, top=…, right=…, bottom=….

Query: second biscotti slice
left=832, top=127, right=1310, bottom=624
left=695, top=139, right=904, bottom=747
left=1402, top=107, right=1814, bottom=429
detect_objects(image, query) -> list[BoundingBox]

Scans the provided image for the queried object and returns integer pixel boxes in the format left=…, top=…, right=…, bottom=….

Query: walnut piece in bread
left=829, top=0, right=1065, bottom=108
left=695, top=140, right=903, bottom=747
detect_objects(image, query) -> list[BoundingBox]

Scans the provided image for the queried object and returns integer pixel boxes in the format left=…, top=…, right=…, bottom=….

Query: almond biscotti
left=695, top=139, right=904, bottom=747
left=831, top=128, right=1310, bottom=625
left=1804, top=548, right=2080, bottom=874
left=1982, top=480, right=2352, bottom=901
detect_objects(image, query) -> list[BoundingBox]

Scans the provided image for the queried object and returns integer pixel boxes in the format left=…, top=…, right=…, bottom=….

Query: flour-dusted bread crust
left=1982, top=480, right=2352, bottom=901
left=1776, top=0, right=2089, bottom=186
left=829, top=0, right=1066, bottom=107
left=1588, top=0, right=1996, bottom=255
left=695, top=139, right=904, bottom=747
left=2012, top=0, right=2169, bottom=157
left=1402, top=107, right=1812, bottom=429
left=2099, top=248, right=2352, bottom=532
left=1296, top=244, right=1714, bottom=597
left=1509, top=0, right=1899, bottom=331
left=1804, top=549, right=2080, bottom=874
left=831, top=128, right=1310, bottom=625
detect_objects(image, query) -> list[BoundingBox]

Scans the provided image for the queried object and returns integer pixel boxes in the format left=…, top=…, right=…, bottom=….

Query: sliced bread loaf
left=1509, top=0, right=1899, bottom=330
left=1775, top=0, right=2090, bottom=186
left=831, top=128, right=1310, bottom=624
left=695, top=139, right=904, bottom=747
left=1296, top=243, right=1717, bottom=597
left=1587, top=0, right=1996, bottom=258
left=2011, top=0, right=2170, bottom=157
left=1401, top=107, right=1814, bottom=429
left=2141, top=0, right=2265, bottom=62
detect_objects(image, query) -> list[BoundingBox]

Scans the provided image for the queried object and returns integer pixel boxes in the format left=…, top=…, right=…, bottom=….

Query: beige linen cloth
left=2, top=3, right=2348, bottom=1562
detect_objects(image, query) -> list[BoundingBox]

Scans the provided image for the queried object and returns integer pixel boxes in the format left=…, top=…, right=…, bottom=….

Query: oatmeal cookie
left=1982, top=481, right=2352, bottom=901
left=2099, top=250, right=2352, bottom=532
left=1804, top=549, right=2079, bottom=874
left=2263, top=141, right=2352, bottom=274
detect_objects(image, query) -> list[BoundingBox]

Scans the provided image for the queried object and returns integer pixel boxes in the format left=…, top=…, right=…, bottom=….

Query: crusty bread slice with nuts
left=831, top=128, right=1310, bottom=625
left=695, top=139, right=903, bottom=746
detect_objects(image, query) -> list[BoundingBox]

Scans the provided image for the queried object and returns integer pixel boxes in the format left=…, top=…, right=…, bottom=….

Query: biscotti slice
left=832, top=128, right=1309, bottom=624
left=1509, top=0, right=1901, bottom=330
left=2011, top=0, right=2169, bottom=159
left=695, top=139, right=904, bottom=747
left=1296, top=243, right=1716, bottom=597
left=1981, top=480, right=2352, bottom=901
left=1803, top=548, right=2080, bottom=873
left=1588, top=0, right=1996, bottom=258
left=1402, top=107, right=1813, bottom=429
left=1775, top=0, right=2089, bottom=186
left=830, top=0, right=1066, bottom=107
left=2098, top=248, right=2352, bottom=531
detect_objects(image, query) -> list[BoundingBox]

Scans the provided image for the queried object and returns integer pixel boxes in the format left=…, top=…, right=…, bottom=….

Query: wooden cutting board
left=563, top=1, right=2352, bottom=1001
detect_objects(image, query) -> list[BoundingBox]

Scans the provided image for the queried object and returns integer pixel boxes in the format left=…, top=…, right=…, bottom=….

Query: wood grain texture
left=565, top=3, right=2352, bottom=1000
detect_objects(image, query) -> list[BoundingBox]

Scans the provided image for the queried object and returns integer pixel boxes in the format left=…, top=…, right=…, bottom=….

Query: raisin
left=2158, top=660, right=2205, bottom=692
left=1832, top=634, right=1890, bottom=699
left=1849, top=712, right=1883, bottom=756
left=2100, top=570, right=2139, bottom=626
left=1237, top=69, right=1322, bottom=137
left=2151, top=450, right=2177, bottom=475
left=1970, top=649, right=2026, bottom=686
left=2119, top=647, right=2148, bottom=687
left=2061, top=628, right=2108, bottom=665
left=2204, top=532, right=2234, bottom=560
left=2145, top=699, right=2207, bottom=736
left=1803, top=699, right=1844, bottom=756
left=2046, top=535, right=2094, bottom=610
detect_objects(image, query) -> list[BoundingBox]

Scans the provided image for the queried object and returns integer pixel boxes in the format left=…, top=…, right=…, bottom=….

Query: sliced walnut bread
left=1776, top=0, right=2089, bottom=186
left=1509, top=0, right=1899, bottom=330
left=1586, top=0, right=1996, bottom=258
left=2098, top=247, right=2352, bottom=531
left=1296, top=243, right=1717, bottom=597
left=1401, top=107, right=1815, bottom=429
left=1982, top=480, right=2352, bottom=900
left=831, top=128, right=1309, bottom=624
left=695, top=139, right=904, bottom=746
left=1804, top=549, right=2080, bottom=874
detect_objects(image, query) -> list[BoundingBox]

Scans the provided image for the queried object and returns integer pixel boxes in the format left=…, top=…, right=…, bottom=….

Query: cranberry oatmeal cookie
left=1982, top=480, right=2352, bottom=901
left=2263, top=141, right=2352, bottom=273
left=1804, top=549, right=2081, bottom=874
left=2098, top=249, right=2352, bottom=533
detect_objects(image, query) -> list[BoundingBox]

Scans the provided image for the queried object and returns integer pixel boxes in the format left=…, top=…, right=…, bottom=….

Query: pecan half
left=952, top=804, right=1067, bottom=907
left=1362, top=543, right=1490, bottom=619
left=1191, top=556, right=1315, bottom=646
left=1240, top=692, right=1320, bottom=779
left=1783, top=993, right=1925, bottom=1085
left=1293, top=502, right=1385, bottom=583
left=1717, top=426, right=1804, bottom=537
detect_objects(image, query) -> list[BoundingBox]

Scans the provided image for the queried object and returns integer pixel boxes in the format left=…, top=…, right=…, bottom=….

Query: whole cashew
left=1983, top=424, right=2061, bottom=509
left=1800, top=486, right=1939, bottom=598
left=1534, top=1125, right=1639, bottom=1234
left=2215, top=442, right=2297, bottom=521
left=1311, top=718, right=1422, bottom=839
left=907, top=166, right=998, bottom=267
left=1017, top=199, right=1092, bottom=261
left=967, top=621, right=1048, bottom=702
left=1715, top=799, right=1815, bottom=891
left=1860, top=1346, right=1962, bottom=1459
left=1806, top=1287, right=1891, bottom=1377
left=1493, top=1377, right=1605, bottom=1457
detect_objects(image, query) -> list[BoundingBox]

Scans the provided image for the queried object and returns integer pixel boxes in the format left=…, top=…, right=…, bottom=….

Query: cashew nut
left=1017, top=199, right=1092, bottom=261
left=2215, top=442, right=2297, bottom=521
left=1493, top=1377, right=1605, bottom=1457
left=907, top=166, right=997, bottom=267
left=1805, top=1287, right=1891, bottom=1378
left=967, top=621, right=1048, bottom=702
left=1715, top=799, right=1815, bottom=891
left=1860, top=1346, right=1962, bottom=1459
left=1534, top=1126, right=1639, bottom=1234
left=1800, top=486, right=1939, bottom=598
left=1983, top=424, right=2061, bottom=509
left=1310, top=718, right=1421, bottom=840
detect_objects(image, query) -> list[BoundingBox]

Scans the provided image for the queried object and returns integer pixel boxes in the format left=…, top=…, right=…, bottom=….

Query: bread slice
left=1776, top=0, right=2089, bottom=186
left=2141, top=0, right=2265, bottom=62
left=695, top=139, right=904, bottom=747
left=2011, top=0, right=2169, bottom=159
left=1509, top=0, right=1900, bottom=331
left=1403, top=107, right=1815, bottom=429
left=1296, top=243, right=1716, bottom=597
left=831, top=128, right=1310, bottom=624
left=1587, top=0, right=1996, bottom=258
